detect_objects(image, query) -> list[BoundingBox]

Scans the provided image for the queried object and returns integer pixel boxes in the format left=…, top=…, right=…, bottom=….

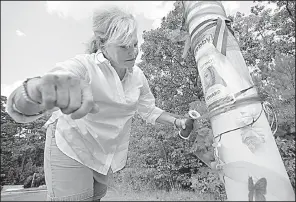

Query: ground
left=1, top=186, right=213, bottom=201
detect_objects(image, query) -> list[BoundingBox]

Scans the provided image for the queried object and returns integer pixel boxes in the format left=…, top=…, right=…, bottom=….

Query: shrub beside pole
left=182, top=1, right=295, bottom=200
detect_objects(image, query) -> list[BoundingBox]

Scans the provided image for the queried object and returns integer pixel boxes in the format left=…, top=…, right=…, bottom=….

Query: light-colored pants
left=44, top=122, right=108, bottom=201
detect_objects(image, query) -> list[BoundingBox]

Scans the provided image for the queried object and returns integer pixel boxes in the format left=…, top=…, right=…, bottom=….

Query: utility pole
left=181, top=1, right=295, bottom=200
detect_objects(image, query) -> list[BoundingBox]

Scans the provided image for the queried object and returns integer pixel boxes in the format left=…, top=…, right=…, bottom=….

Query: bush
left=23, top=172, right=45, bottom=188
left=23, top=175, right=33, bottom=188
left=190, top=167, right=227, bottom=200
left=275, top=136, right=295, bottom=191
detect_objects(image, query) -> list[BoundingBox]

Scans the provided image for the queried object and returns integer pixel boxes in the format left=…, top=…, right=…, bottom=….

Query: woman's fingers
left=37, top=72, right=98, bottom=119
left=38, top=75, right=57, bottom=110
left=71, top=81, right=96, bottom=119
left=61, top=87, right=81, bottom=115
left=56, top=84, right=69, bottom=109
left=41, top=84, right=56, bottom=110
left=61, top=77, right=81, bottom=115
left=176, top=118, right=187, bottom=129
left=181, top=119, right=187, bottom=129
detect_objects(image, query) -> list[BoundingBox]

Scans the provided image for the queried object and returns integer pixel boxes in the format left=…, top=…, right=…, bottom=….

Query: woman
left=6, top=6, right=194, bottom=201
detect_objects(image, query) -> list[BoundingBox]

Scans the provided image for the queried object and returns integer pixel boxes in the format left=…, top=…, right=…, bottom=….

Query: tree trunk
left=20, top=154, right=26, bottom=174
left=31, top=173, right=36, bottom=188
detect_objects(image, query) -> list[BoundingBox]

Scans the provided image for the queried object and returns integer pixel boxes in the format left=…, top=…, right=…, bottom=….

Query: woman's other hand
left=174, top=118, right=187, bottom=129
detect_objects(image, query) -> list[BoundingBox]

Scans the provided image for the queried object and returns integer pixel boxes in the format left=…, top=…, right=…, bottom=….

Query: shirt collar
left=95, top=50, right=134, bottom=74
left=95, top=50, right=108, bottom=64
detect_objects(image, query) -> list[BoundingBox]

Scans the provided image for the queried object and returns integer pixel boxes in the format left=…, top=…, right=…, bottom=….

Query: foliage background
left=1, top=1, right=294, bottom=200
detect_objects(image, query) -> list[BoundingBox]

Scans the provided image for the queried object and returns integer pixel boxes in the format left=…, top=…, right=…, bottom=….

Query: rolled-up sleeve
left=50, top=56, right=90, bottom=83
left=6, top=86, right=59, bottom=124
left=137, top=72, right=164, bottom=124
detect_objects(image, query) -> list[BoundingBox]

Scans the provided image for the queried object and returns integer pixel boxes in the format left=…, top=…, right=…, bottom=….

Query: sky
left=1, top=1, right=256, bottom=97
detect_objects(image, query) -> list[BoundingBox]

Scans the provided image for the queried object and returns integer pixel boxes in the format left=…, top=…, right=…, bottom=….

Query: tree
left=1, top=95, right=50, bottom=186
left=139, top=1, right=203, bottom=115
left=230, top=1, right=295, bottom=136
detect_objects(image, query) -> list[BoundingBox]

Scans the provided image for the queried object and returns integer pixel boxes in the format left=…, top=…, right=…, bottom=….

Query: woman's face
left=104, top=31, right=138, bottom=69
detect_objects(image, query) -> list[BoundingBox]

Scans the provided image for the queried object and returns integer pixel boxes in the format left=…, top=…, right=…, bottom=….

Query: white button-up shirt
left=7, top=51, right=164, bottom=175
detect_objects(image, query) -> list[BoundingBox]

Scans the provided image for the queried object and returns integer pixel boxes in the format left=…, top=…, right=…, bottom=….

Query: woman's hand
left=174, top=118, right=187, bottom=129
left=175, top=116, right=200, bottom=139
left=26, top=72, right=99, bottom=119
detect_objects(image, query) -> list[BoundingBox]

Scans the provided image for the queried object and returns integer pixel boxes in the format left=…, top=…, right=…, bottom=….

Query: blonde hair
left=86, top=6, right=137, bottom=54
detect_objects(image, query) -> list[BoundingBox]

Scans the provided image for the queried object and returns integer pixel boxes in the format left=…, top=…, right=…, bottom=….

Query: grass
left=103, top=188, right=216, bottom=201
left=126, top=190, right=215, bottom=201
left=104, top=173, right=219, bottom=201
left=1, top=185, right=217, bottom=201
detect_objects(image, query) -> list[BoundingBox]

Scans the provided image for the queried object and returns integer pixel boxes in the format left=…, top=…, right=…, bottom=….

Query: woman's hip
left=43, top=121, right=108, bottom=201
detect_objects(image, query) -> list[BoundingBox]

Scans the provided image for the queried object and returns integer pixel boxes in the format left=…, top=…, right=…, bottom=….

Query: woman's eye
left=119, top=43, right=137, bottom=49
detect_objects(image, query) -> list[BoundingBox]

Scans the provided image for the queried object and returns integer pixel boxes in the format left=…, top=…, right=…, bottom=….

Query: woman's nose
left=129, top=47, right=138, bottom=57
